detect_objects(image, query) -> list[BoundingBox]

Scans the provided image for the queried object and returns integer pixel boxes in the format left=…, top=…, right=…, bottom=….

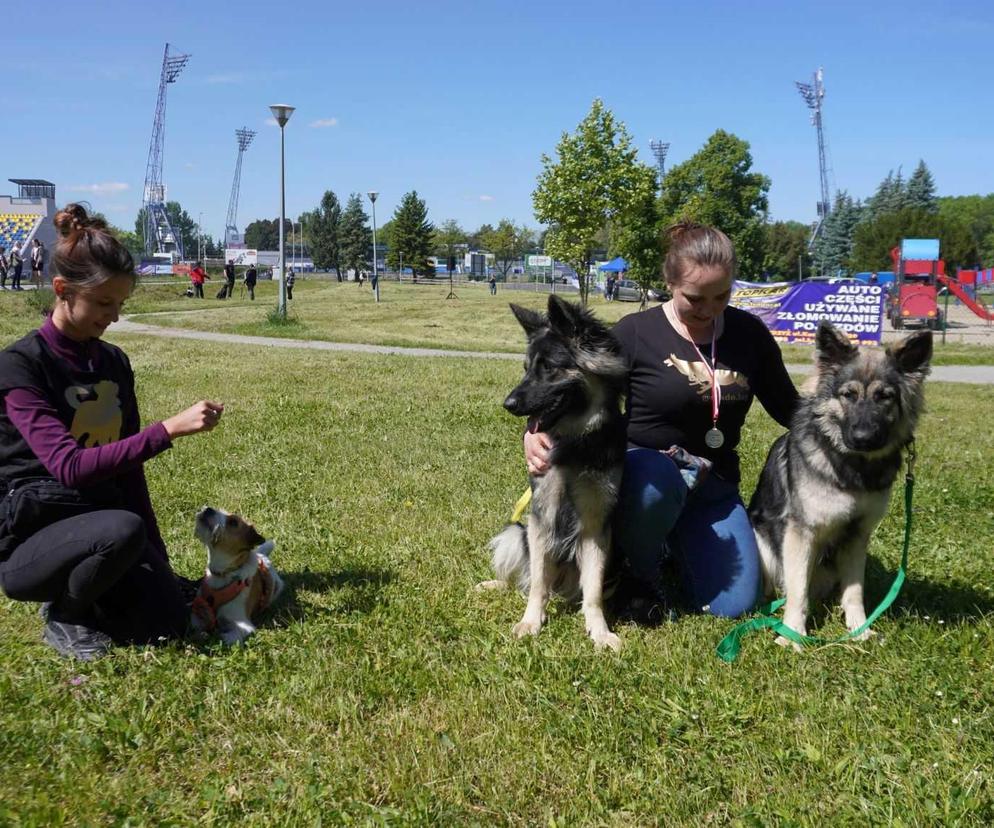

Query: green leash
left=716, top=442, right=917, bottom=663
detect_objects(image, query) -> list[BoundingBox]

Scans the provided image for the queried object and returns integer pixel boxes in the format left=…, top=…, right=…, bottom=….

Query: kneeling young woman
left=0, top=204, right=225, bottom=660
left=525, top=223, right=799, bottom=619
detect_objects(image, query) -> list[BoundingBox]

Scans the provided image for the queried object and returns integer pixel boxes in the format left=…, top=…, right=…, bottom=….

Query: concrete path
left=111, top=318, right=994, bottom=384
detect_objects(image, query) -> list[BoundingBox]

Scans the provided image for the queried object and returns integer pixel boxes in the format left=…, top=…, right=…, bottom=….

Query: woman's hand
left=524, top=427, right=553, bottom=476
left=163, top=401, right=225, bottom=440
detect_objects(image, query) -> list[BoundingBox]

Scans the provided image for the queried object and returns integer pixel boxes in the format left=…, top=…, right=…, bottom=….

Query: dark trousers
left=0, top=510, right=187, bottom=644
left=0, top=268, right=6, bottom=288
left=193, top=282, right=204, bottom=298
left=246, top=284, right=255, bottom=300
left=287, top=285, right=294, bottom=300
left=11, top=263, right=22, bottom=289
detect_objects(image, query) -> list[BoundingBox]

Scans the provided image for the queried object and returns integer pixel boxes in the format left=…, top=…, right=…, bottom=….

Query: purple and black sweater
left=0, top=317, right=173, bottom=561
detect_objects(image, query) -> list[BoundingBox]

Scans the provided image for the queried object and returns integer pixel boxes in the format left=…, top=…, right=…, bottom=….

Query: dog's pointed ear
left=246, top=527, right=266, bottom=550
left=815, top=321, right=857, bottom=367
left=888, top=330, right=933, bottom=375
left=546, top=294, right=581, bottom=337
left=510, top=303, right=545, bottom=336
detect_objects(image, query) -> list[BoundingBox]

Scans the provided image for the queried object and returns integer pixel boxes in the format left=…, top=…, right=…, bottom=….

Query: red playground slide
left=937, top=275, right=994, bottom=321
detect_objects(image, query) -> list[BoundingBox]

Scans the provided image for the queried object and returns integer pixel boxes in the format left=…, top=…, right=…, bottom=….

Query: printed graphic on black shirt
left=662, top=354, right=750, bottom=402
left=65, top=380, right=123, bottom=446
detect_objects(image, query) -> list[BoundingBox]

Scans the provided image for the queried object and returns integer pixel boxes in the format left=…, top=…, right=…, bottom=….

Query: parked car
left=613, top=279, right=643, bottom=302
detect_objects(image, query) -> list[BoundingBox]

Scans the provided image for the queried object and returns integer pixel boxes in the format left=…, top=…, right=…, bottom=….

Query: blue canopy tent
left=598, top=256, right=628, bottom=272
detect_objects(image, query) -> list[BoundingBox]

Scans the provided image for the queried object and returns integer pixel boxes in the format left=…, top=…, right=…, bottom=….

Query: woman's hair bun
left=53, top=203, right=107, bottom=238
left=666, top=221, right=706, bottom=242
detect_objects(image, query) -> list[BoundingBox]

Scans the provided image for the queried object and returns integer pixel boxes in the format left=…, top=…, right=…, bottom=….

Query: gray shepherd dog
left=481, top=294, right=628, bottom=651
left=749, top=321, right=932, bottom=649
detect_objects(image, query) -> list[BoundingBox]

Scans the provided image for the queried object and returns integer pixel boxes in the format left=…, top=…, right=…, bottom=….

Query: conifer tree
left=387, top=191, right=435, bottom=277
left=905, top=160, right=938, bottom=213
left=338, top=193, right=371, bottom=282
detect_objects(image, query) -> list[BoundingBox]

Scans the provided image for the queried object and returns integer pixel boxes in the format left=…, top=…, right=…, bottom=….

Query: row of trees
left=241, top=191, right=542, bottom=280
left=533, top=100, right=772, bottom=301
left=810, top=162, right=994, bottom=277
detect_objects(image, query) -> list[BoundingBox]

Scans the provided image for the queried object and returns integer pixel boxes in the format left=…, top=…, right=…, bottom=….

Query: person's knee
left=104, top=512, right=147, bottom=564
left=618, top=449, right=687, bottom=520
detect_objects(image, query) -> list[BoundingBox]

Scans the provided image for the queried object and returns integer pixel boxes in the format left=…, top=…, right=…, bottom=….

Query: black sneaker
left=42, top=619, right=113, bottom=661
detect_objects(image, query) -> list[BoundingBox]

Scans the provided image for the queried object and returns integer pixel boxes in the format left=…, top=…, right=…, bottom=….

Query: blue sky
left=4, top=0, right=992, bottom=241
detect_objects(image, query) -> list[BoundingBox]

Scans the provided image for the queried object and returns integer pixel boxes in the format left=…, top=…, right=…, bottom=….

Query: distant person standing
left=244, top=263, right=257, bottom=300
left=605, top=274, right=615, bottom=302
left=357, top=270, right=365, bottom=288
left=285, top=268, right=295, bottom=300
left=189, top=262, right=208, bottom=299
left=9, top=244, right=23, bottom=291
left=489, top=274, right=497, bottom=296
left=223, top=260, right=236, bottom=299
left=30, top=239, right=45, bottom=287
left=0, top=246, right=8, bottom=290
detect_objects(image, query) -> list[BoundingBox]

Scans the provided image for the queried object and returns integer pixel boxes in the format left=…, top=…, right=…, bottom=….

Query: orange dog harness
left=191, top=558, right=273, bottom=632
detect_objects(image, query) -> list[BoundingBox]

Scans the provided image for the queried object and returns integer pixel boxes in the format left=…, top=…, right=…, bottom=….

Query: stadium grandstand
left=0, top=179, right=57, bottom=268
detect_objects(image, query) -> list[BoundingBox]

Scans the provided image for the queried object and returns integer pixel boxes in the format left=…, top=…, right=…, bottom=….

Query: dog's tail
left=489, top=523, right=530, bottom=591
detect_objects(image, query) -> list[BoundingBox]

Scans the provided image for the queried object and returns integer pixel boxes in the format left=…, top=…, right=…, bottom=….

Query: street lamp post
left=367, top=191, right=380, bottom=303
left=269, top=103, right=295, bottom=317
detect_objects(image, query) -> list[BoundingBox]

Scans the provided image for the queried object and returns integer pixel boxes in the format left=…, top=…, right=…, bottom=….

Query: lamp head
left=269, top=104, right=295, bottom=127
left=367, top=191, right=378, bottom=203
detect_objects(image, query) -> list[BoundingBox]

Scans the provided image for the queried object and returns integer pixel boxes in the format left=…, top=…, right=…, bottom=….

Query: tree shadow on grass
left=266, top=566, right=396, bottom=625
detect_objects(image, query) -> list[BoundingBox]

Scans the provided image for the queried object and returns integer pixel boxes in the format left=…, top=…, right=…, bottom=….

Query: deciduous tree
left=656, top=129, right=770, bottom=278
left=533, top=99, right=655, bottom=303
left=480, top=219, right=534, bottom=279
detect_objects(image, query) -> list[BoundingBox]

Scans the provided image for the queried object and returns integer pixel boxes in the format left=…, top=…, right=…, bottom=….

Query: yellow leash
left=510, top=488, right=532, bottom=523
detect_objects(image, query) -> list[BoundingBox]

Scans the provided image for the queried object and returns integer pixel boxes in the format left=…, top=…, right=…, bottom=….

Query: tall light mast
left=224, top=127, right=256, bottom=248
left=795, top=67, right=830, bottom=248
left=142, top=43, right=190, bottom=258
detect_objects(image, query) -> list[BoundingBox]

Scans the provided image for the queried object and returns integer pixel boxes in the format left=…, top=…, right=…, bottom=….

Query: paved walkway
left=112, top=318, right=994, bottom=384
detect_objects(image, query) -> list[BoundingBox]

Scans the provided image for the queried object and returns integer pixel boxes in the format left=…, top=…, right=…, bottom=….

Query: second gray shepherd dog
left=749, top=320, right=932, bottom=649
left=481, top=294, right=628, bottom=651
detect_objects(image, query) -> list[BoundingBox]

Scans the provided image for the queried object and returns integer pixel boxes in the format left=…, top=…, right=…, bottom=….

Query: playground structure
left=887, top=238, right=994, bottom=329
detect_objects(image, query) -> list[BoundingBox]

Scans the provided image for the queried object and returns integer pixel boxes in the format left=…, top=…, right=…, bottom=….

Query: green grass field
left=1, top=288, right=993, bottom=824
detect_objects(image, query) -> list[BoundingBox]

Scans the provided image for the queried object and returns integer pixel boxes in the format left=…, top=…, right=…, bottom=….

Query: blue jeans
left=614, top=448, right=761, bottom=618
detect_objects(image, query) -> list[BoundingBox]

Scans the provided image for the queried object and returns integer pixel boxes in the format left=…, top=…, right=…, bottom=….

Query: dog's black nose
left=504, top=394, right=522, bottom=415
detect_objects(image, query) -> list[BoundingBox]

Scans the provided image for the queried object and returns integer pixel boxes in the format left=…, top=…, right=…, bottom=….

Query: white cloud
left=184, top=162, right=195, bottom=170
left=479, top=195, right=495, bottom=202
left=309, top=117, right=339, bottom=128
left=68, top=182, right=130, bottom=196
left=265, top=117, right=279, bottom=126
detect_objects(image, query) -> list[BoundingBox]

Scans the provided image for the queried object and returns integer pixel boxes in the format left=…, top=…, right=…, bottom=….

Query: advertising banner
left=527, top=255, right=553, bottom=268
left=225, top=248, right=258, bottom=265
left=137, top=260, right=174, bottom=276
left=731, top=280, right=885, bottom=345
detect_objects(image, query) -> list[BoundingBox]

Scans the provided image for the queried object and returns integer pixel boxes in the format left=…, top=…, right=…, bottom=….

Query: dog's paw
left=849, top=626, right=877, bottom=642
left=591, top=630, right=622, bottom=652
left=512, top=618, right=543, bottom=638
left=475, top=579, right=508, bottom=592
left=774, top=634, right=805, bottom=653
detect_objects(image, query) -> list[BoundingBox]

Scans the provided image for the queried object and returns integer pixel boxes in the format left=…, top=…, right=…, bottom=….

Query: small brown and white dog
left=191, top=506, right=284, bottom=644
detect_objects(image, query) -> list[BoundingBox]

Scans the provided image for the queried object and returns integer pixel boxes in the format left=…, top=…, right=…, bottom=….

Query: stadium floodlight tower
left=649, top=139, right=670, bottom=183
left=224, top=127, right=256, bottom=249
left=795, top=67, right=831, bottom=248
left=142, top=43, right=190, bottom=260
